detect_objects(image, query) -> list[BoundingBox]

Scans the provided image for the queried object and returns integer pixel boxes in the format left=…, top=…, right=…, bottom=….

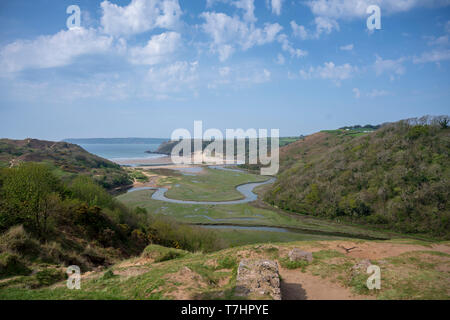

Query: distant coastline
left=63, top=138, right=169, bottom=165
left=64, top=138, right=168, bottom=145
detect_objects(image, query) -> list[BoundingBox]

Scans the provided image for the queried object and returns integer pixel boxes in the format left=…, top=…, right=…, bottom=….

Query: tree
left=1, top=163, right=61, bottom=236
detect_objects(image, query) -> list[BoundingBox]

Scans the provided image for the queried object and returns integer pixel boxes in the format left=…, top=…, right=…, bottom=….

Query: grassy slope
left=265, top=122, right=450, bottom=238
left=1, top=240, right=448, bottom=300
left=0, top=138, right=131, bottom=191
left=118, top=167, right=393, bottom=244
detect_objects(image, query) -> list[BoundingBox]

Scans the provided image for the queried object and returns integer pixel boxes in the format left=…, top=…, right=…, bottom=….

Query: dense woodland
left=265, top=116, right=450, bottom=238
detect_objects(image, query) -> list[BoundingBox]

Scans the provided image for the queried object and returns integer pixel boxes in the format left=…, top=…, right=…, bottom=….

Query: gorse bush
left=265, top=117, right=450, bottom=238
left=145, top=215, right=224, bottom=253
left=0, top=162, right=224, bottom=281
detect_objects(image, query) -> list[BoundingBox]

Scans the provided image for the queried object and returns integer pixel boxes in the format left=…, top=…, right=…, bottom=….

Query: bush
left=216, top=256, right=237, bottom=270
left=34, top=268, right=66, bottom=287
left=0, top=226, right=41, bottom=260
left=141, top=244, right=188, bottom=262
left=146, top=216, right=224, bottom=253
left=279, top=257, right=309, bottom=271
left=0, top=252, right=31, bottom=278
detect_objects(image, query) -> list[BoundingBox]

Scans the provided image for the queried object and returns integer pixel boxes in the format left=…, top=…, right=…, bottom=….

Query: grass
left=159, top=167, right=268, bottom=202
left=1, top=240, right=447, bottom=300
left=117, top=189, right=390, bottom=241
left=141, top=245, right=189, bottom=263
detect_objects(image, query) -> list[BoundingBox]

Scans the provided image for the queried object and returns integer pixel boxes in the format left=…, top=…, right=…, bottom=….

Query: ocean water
left=65, top=138, right=167, bottom=163
left=78, top=143, right=164, bottom=161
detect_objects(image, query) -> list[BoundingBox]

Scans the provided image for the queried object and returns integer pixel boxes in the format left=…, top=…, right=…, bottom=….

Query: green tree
left=1, top=163, right=61, bottom=236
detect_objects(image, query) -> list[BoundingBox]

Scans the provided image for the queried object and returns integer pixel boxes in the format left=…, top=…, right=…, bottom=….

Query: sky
left=0, top=0, right=449, bottom=140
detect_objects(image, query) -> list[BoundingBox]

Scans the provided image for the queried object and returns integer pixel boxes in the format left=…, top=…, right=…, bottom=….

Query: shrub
left=0, top=252, right=31, bottom=278
left=141, top=244, right=187, bottom=262
left=279, top=257, right=309, bottom=271
left=34, top=268, right=66, bottom=287
left=216, top=256, right=237, bottom=270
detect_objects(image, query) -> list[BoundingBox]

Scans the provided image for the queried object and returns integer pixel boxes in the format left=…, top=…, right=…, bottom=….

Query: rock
left=351, top=259, right=372, bottom=276
left=288, top=248, right=313, bottom=263
left=236, top=260, right=281, bottom=300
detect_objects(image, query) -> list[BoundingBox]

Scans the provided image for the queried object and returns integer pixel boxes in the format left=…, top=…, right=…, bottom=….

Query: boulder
left=236, top=260, right=281, bottom=300
left=351, top=259, right=372, bottom=277
left=288, top=248, right=313, bottom=263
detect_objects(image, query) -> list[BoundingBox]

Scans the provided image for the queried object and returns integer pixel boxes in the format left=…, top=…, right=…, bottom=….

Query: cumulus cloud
left=275, top=53, right=285, bottom=65
left=291, top=21, right=309, bottom=40
left=340, top=44, right=354, bottom=51
left=0, top=28, right=113, bottom=73
left=201, top=12, right=282, bottom=61
left=373, top=55, right=406, bottom=78
left=206, top=0, right=256, bottom=22
left=271, top=0, right=283, bottom=15
left=367, top=89, right=390, bottom=98
left=427, top=35, right=449, bottom=46
left=146, top=60, right=199, bottom=96
left=306, top=0, right=450, bottom=20
left=237, top=68, right=271, bottom=84
left=128, top=32, right=181, bottom=65
left=413, top=49, right=450, bottom=64
left=290, top=17, right=339, bottom=39
left=299, top=0, right=450, bottom=37
left=353, top=87, right=390, bottom=99
left=208, top=64, right=272, bottom=89
left=100, top=0, right=182, bottom=36
left=278, top=34, right=308, bottom=58
left=300, top=61, right=358, bottom=85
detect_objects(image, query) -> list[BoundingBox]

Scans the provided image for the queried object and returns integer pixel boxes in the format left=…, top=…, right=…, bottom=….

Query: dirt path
left=279, top=268, right=370, bottom=300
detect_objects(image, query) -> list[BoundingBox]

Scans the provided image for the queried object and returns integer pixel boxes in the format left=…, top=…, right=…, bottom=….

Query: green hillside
left=265, top=117, right=450, bottom=238
left=0, top=139, right=132, bottom=191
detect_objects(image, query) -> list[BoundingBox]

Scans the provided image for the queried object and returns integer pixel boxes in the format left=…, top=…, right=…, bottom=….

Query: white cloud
left=291, top=21, right=308, bottom=40
left=290, top=17, right=339, bottom=39
left=219, top=66, right=231, bottom=77
left=373, top=55, right=406, bottom=78
left=206, top=0, right=256, bottom=22
left=367, top=89, right=390, bottom=98
left=306, top=0, right=450, bottom=20
left=208, top=65, right=271, bottom=89
left=271, top=0, right=283, bottom=15
left=234, top=0, right=257, bottom=23
left=353, top=87, right=390, bottom=99
left=0, top=28, right=113, bottom=73
left=238, top=68, right=271, bottom=84
left=201, top=12, right=282, bottom=61
left=300, top=61, right=358, bottom=84
left=275, top=53, right=285, bottom=65
left=340, top=44, right=354, bottom=51
left=314, top=17, right=339, bottom=36
left=100, top=0, right=182, bottom=36
left=413, top=49, right=450, bottom=63
left=146, top=60, right=199, bottom=95
left=427, top=35, right=449, bottom=46
left=128, top=32, right=181, bottom=65
left=278, top=34, right=308, bottom=58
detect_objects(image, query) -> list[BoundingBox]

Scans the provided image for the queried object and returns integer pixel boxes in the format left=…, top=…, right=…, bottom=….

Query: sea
left=64, top=138, right=168, bottom=164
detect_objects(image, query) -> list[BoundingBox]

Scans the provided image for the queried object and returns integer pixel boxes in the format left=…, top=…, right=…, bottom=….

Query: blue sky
left=0, top=0, right=449, bottom=140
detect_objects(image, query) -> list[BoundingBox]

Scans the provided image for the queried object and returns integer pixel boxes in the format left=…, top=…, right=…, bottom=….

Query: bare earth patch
left=280, top=267, right=371, bottom=300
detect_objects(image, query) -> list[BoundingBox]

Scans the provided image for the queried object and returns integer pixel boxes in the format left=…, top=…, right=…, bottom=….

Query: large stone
left=236, top=260, right=281, bottom=300
left=288, top=248, right=313, bottom=263
left=351, top=259, right=372, bottom=277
